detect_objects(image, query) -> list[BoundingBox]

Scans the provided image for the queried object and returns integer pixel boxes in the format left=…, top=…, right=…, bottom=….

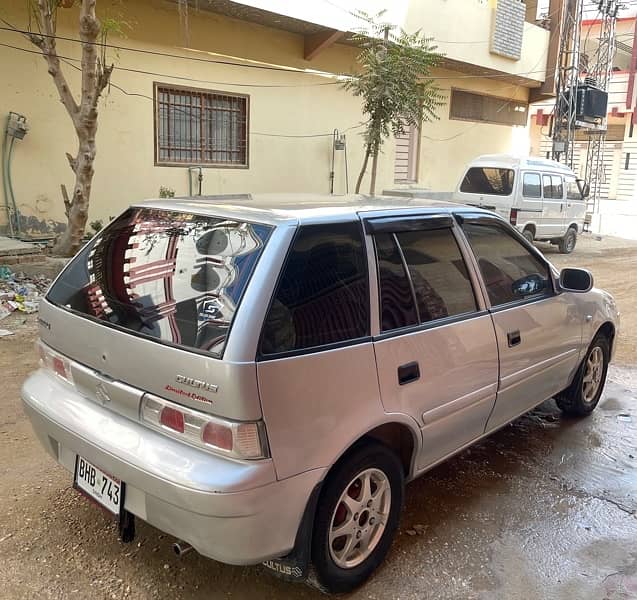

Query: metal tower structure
left=582, top=0, right=619, bottom=216
left=550, top=0, right=585, bottom=168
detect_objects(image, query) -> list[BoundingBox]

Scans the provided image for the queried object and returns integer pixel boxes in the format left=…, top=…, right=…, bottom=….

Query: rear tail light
left=141, top=395, right=269, bottom=460
left=37, top=340, right=74, bottom=385
left=509, top=208, right=518, bottom=226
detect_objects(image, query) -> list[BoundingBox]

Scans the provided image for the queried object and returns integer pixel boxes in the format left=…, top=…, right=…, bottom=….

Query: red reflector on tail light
left=52, top=357, right=67, bottom=379
left=510, top=208, right=518, bottom=225
left=160, top=407, right=185, bottom=433
left=202, top=422, right=233, bottom=451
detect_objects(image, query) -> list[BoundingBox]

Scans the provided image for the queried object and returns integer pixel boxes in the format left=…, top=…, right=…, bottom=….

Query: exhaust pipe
left=173, top=540, right=193, bottom=557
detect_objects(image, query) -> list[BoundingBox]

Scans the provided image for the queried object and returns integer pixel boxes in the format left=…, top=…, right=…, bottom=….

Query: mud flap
left=261, top=481, right=324, bottom=589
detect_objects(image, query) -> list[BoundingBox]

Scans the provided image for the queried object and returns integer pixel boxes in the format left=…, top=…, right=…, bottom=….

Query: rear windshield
left=460, top=167, right=514, bottom=196
left=47, top=207, right=273, bottom=357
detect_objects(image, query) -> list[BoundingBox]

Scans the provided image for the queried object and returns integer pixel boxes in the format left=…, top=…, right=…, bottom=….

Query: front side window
left=566, top=177, right=582, bottom=200
left=260, top=222, right=369, bottom=355
left=375, top=228, right=477, bottom=332
left=155, top=84, right=248, bottom=167
left=463, top=222, right=551, bottom=307
left=47, top=208, right=272, bottom=357
left=522, top=172, right=542, bottom=198
left=460, top=167, right=514, bottom=196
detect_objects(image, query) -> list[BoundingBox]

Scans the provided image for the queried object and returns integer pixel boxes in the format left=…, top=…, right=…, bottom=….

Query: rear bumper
left=21, top=370, right=324, bottom=565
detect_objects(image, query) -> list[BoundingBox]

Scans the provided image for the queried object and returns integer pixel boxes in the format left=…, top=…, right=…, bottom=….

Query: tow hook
left=173, top=540, right=193, bottom=557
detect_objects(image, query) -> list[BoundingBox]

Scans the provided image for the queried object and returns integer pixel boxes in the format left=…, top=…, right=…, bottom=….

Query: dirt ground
left=1, top=234, right=636, bottom=600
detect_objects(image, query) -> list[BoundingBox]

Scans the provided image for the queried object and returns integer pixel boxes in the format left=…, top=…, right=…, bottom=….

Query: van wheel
left=311, top=442, right=404, bottom=593
left=558, top=227, right=577, bottom=254
left=522, top=229, right=534, bottom=244
left=556, top=334, right=609, bottom=416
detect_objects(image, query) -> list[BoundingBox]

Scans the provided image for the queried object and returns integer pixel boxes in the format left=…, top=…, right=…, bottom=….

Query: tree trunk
left=355, top=146, right=372, bottom=194
left=369, top=152, right=379, bottom=196
left=53, top=132, right=96, bottom=255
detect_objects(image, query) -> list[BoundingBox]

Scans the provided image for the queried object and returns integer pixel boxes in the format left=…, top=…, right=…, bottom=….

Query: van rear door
left=456, top=166, right=514, bottom=220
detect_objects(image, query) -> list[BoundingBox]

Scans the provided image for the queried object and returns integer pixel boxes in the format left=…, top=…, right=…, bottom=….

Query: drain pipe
left=2, top=113, right=28, bottom=236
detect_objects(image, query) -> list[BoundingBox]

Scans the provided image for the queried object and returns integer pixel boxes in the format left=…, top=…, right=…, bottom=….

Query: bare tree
left=24, top=0, right=113, bottom=255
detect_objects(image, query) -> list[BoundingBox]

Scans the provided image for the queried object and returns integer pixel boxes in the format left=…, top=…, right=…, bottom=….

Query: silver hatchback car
left=22, top=194, right=618, bottom=593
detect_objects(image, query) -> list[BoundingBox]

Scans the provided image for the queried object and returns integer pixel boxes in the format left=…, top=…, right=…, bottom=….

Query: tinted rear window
left=460, top=167, right=514, bottom=196
left=260, top=222, right=369, bottom=356
left=47, top=207, right=273, bottom=357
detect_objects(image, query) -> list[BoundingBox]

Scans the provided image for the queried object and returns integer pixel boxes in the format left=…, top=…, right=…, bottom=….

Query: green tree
left=344, top=14, right=444, bottom=195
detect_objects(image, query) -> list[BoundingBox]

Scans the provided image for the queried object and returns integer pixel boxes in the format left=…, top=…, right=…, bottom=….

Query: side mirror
left=512, top=273, right=546, bottom=297
left=559, top=268, right=593, bottom=293
left=581, top=182, right=590, bottom=198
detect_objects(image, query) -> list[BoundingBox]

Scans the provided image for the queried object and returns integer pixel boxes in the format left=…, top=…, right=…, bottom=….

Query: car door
left=459, top=217, right=583, bottom=431
left=564, top=175, right=586, bottom=228
left=365, top=214, right=499, bottom=472
left=519, top=171, right=543, bottom=232
left=541, top=173, right=565, bottom=238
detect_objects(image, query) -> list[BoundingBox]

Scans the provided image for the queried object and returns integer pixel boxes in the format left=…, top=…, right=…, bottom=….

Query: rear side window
left=260, top=222, right=369, bottom=356
left=375, top=228, right=477, bottom=332
left=463, top=222, right=551, bottom=307
left=47, top=208, right=272, bottom=357
left=522, top=172, right=542, bottom=198
left=551, top=175, right=564, bottom=199
left=460, top=167, right=514, bottom=196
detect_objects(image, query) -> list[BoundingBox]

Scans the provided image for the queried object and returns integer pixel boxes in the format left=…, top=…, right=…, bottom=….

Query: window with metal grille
left=155, top=84, right=249, bottom=167
left=449, top=89, right=528, bottom=127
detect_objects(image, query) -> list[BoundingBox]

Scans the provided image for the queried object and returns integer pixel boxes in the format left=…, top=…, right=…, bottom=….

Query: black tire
left=558, top=227, right=577, bottom=254
left=311, top=441, right=404, bottom=594
left=522, top=229, right=534, bottom=244
left=556, top=334, right=610, bottom=416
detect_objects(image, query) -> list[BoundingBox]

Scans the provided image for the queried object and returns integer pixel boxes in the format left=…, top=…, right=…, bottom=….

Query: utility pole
left=550, top=0, right=619, bottom=228
left=550, top=0, right=584, bottom=168
left=582, top=0, right=619, bottom=217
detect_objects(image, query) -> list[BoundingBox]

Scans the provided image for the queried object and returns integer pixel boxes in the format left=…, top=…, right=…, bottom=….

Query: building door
left=394, top=124, right=420, bottom=183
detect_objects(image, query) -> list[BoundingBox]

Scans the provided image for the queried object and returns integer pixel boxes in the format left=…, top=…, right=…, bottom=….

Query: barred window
left=155, top=84, right=249, bottom=167
left=450, top=89, right=528, bottom=127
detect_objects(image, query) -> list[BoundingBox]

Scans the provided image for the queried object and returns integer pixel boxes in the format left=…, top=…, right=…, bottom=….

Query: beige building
left=0, top=0, right=552, bottom=236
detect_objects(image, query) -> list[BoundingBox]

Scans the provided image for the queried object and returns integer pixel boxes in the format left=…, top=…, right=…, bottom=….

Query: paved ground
left=1, top=234, right=636, bottom=599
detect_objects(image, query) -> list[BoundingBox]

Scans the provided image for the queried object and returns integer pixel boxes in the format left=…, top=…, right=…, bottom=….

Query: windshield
left=47, top=207, right=273, bottom=357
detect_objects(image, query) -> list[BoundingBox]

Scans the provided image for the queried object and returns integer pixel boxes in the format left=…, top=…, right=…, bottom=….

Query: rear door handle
left=507, top=330, right=522, bottom=347
left=398, top=361, right=420, bottom=386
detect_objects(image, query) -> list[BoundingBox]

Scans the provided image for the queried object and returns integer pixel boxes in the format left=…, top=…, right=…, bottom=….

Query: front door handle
left=398, top=361, right=420, bottom=386
left=507, top=330, right=522, bottom=347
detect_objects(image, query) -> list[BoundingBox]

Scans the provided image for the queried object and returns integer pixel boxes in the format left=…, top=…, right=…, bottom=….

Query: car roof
left=136, top=193, right=492, bottom=226
left=468, top=154, right=576, bottom=175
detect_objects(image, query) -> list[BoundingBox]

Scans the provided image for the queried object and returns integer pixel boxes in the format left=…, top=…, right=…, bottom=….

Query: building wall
left=0, top=0, right=385, bottom=232
left=411, top=70, right=531, bottom=192
left=0, top=0, right=546, bottom=233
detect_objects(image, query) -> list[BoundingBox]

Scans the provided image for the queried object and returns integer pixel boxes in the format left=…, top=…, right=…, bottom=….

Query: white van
left=454, top=154, right=589, bottom=253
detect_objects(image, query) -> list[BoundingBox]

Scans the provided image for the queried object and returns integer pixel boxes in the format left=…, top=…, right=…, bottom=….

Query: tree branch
left=65, top=152, right=78, bottom=173
left=28, top=0, right=80, bottom=125
left=79, top=0, right=101, bottom=116
left=60, top=184, right=72, bottom=218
